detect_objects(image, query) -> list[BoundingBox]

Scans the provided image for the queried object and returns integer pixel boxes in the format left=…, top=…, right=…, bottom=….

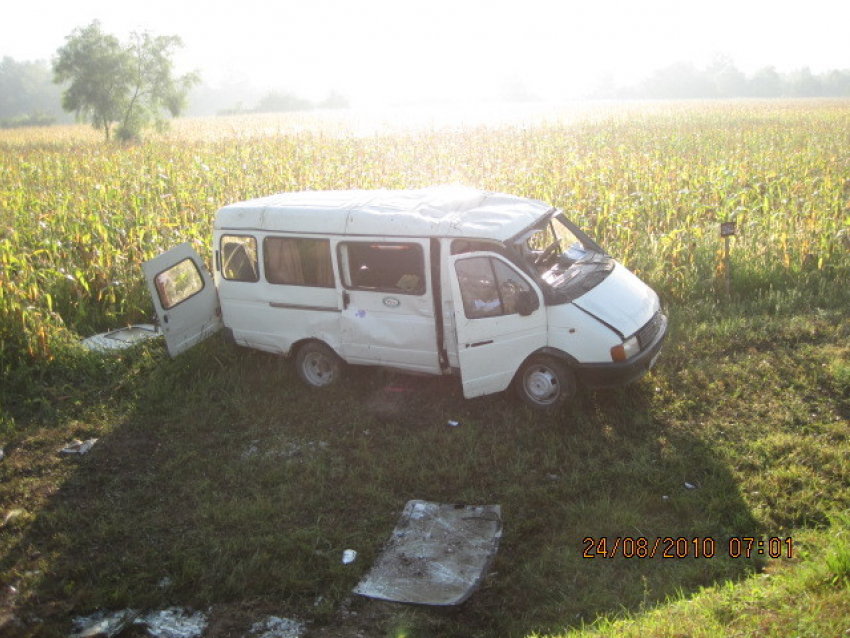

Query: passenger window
left=154, top=258, right=204, bottom=310
left=221, top=235, right=259, bottom=282
left=455, top=257, right=532, bottom=319
left=340, top=242, right=425, bottom=294
left=264, top=237, right=334, bottom=287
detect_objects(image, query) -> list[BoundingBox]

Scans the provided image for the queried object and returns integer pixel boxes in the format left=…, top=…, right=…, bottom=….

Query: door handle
left=342, top=291, right=350, bottom=309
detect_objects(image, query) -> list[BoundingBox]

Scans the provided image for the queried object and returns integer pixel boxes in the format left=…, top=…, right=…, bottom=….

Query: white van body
left=143, top=187, right=667, bottom=410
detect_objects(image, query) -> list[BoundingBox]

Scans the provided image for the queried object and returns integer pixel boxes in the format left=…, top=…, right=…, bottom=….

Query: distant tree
left=254, top=90, right=313, bottom=113
left=641, top=62, right=713, bottom=99
left=53, top=20, right=198, bottom=141
left=749, top=66, right=783, bottom=98
left=788, top=67, right=823, bottom=97
left=707, top=55, right=747, bottom=98
left=822, top=70, right=850, bottom=97
left=0, top=57, right=66, bottom=124
left=320, top=90, right=350, bottom=109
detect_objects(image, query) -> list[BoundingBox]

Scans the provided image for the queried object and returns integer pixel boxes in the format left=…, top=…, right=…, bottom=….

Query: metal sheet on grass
left=353, top=500, right=502, bottom=606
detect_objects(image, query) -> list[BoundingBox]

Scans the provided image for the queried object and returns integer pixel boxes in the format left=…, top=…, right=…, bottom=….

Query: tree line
left=2, top=23, right=849, bottom=135
left=594, top=57, right=850, bottom=100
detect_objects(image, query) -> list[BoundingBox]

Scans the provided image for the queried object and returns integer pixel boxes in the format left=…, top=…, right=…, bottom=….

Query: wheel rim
left=523, top=364, right=560, bottom=405
left=302, top=352, right=336, bottom=386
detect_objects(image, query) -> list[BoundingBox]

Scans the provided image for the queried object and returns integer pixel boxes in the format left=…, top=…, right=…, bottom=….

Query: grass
left=0, top=101, right=849, bottom=636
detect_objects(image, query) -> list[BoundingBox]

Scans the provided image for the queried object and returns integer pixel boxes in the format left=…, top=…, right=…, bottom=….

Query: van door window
left=221, top=235, right=259, bottom=282
left=153, top=258, right=206, bottom=310
left=455, top=256, right=532, bottom=319
left=339, top=242, right=425, bottom=294
left=264, top=237, right=334, bottom=287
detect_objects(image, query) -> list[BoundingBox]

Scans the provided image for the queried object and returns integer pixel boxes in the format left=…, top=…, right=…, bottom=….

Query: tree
left=53, top=21, right=198, bottom=141
left=0, top=57, right=67, bottom=125
left=117, top=30, right=199, bottom=140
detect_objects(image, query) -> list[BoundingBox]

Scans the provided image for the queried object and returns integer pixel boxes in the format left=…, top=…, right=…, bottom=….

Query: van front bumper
left=575, top=313, right=668, bottom=389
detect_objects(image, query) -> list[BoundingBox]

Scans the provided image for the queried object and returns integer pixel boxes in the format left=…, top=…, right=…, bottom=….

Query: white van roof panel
left=215, top=186, right=552, bottom=240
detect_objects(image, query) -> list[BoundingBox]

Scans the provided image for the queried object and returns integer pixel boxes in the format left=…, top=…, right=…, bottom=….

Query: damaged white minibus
left=142, top=186, right=667, bottom=410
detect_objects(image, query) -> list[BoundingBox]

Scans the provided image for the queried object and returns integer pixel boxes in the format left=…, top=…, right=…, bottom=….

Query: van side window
left=455, top=257, right=532, bottom=319
left=221, top=235, right=259, bottom=282
left=264, top=237, right=335, bottom=288
left=339, top=242, right=425, bottom=294
left=154, top=258, right=205, bottom=310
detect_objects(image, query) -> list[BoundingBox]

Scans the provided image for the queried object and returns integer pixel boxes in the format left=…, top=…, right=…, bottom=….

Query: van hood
left=572, top=263, right=659, bottom=337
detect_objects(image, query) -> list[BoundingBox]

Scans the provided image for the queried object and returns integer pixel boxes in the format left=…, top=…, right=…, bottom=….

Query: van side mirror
left=517, top=290, right=537, bottom=316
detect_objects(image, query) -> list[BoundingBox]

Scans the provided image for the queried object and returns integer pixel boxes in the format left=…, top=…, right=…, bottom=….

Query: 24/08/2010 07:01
left=582, top=536, right=794, bottom=559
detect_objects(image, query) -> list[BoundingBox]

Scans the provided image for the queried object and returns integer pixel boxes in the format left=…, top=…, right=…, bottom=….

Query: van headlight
left=611, top=336, right=640, bottom=362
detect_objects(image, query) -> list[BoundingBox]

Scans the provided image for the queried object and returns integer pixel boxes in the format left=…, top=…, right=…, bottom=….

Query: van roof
left=215, top=186, right=553, bottom=241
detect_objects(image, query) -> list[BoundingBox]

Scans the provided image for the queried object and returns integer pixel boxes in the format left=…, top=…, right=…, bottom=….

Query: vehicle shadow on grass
left=3, top=342, right=761, bottom=638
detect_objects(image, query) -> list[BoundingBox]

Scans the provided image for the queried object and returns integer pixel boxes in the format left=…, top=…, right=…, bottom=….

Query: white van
left=142, top=186, right=667, bottom=410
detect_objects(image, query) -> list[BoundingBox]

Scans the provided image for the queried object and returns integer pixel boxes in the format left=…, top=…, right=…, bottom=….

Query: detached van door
left=449, top=253, right=547, bottom=398
left=142, top=243, right=222, bottom=357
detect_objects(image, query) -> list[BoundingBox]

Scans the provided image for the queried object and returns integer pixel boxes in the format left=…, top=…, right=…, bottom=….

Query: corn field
left=2, top=100, right=849, bottom=373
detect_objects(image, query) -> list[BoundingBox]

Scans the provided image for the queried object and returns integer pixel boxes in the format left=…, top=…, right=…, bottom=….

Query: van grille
left=636, top=311, right=663, bottom=349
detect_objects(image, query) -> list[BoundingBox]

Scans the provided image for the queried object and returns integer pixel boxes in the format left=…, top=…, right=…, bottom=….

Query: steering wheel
left=534, top=242, right=561, bottom=266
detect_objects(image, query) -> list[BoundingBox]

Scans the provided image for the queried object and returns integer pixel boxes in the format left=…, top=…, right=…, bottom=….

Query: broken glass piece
left=353, top=500, right=502, bottom=606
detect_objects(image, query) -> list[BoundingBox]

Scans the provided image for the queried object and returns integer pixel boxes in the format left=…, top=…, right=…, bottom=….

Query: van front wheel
left=296, top=342, right=342, bottom=389
left=515, top=356, right=575, bottom=411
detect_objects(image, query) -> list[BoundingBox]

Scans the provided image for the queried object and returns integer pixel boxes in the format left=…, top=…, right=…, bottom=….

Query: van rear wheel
left=515, top=355, right=575, bottom=411
left=296, top=342, right=342, bottom=389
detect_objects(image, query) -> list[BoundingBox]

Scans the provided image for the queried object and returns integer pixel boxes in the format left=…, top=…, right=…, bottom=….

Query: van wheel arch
left=294, top=340, right=344, bottom=389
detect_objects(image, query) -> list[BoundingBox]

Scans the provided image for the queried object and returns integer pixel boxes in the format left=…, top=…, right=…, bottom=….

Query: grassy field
left=1, top=100, right=849, bottom=637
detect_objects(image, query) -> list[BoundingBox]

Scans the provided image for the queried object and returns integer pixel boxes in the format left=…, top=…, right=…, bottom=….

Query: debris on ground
left=70, top=608, right=207, bottom=638
left=242, top=439, right=328, bottom=461
left=248, top=616, right=306, bottom=638
left=135, top=608, right=208, bottom=638
left=354, top=500, right=502, bottom=606
left=2, top=510, right=25, bottom=527
left=59, top=439, right=98, bottom=456
left=80, top=324, right=160, bottom=353
left=342, top=549, right=357, bottom=565
left=447, top=420, right=459, bottom=427
left=70, top=610, right=139, bottom=637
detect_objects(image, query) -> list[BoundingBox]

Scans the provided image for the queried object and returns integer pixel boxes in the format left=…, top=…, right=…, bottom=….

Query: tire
left=515, top=355, right=575, bottom=411
left=295, top=342, right=342, bottom=389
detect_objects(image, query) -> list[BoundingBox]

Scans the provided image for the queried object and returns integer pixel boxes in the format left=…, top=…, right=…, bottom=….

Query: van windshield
left=512, top=212, right=614, bottom=301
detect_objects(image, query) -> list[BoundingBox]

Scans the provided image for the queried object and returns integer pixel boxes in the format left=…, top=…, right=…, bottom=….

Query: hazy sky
left=2, top=0, right=848, bottom=105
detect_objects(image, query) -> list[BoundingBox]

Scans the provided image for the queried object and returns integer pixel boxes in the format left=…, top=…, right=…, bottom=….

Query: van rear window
left=264, top=237, right=335, bottom=288
left=154, top=258, right=205, bottom=310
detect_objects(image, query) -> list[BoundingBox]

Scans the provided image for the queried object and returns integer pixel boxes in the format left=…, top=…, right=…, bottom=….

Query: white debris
left=684, top=482, right=696, bottom=490
left=70, top=610, right=138, bottom=637
left=81, top=324, right=160, bottom=353
left=342, top=549, right=357, bottom=564
left=59, top=439, right=98, bottom=456
left=248, top=616, right=306, bottom=638
left=134, top=608, right=208, bottom=638
left=447, top=420, right=459, bottom=427
left=243, top=439, right=329, bottom=461
left=71, top=608, right=207, bottom=638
